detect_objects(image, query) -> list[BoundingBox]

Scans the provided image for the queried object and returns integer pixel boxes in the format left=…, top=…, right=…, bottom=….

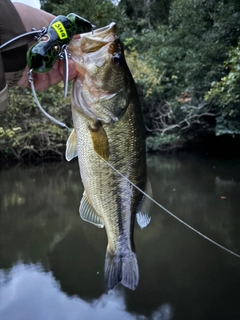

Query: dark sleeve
left=0, top=0, right=28, bottom=110
left=0, top=0, right=28, bottom=73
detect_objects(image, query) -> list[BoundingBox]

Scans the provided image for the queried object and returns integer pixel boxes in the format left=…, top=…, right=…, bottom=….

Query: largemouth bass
left=66, top=23, right=151, bottom=290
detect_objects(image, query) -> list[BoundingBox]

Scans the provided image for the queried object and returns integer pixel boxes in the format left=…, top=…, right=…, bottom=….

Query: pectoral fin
left=65, top=129, right=78, bottom=161
left=89, top=121, right=109, bottom=160
left=79, top=192, right=104, bottom=228
left=136, top=178, right=152, bottom=229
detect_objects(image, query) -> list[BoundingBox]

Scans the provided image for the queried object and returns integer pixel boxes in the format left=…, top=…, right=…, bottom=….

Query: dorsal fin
left=65, top=128, right=78, bottom=161
left=79, top=192, right=104, bottom=228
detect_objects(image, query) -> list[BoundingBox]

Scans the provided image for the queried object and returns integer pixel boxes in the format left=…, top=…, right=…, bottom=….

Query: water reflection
left=0, top=153, right=240, bottom=319
left=0, top=262, right=173, bottom=320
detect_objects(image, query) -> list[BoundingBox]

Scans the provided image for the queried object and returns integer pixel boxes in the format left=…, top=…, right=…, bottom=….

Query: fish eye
left=113, top=53, right=123, bottom=66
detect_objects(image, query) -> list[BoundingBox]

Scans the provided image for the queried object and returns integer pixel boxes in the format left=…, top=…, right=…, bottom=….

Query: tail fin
left=104, top=250, right=139, bottom=291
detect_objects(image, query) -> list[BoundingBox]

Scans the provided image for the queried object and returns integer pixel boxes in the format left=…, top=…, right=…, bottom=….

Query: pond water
left=0, top=152, right=240, bottom=320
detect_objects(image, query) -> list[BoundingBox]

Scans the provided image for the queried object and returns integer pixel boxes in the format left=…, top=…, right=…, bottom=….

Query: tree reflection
left=0, top=154, right=240, bottom=319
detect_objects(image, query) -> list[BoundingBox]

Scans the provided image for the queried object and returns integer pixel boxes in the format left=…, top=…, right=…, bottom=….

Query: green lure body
left=26, top=14, right=94, bottom=73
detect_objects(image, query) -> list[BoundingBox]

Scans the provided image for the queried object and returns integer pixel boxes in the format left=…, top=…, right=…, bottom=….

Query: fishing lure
left=0, top=13, right=94, bottom=127
left=27, top=13, right=95, bottom=128
left=27, top=13, right=94, bottom=74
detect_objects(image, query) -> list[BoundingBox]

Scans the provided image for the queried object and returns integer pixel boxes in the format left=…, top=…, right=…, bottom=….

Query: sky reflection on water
left=0, top=262, right=172, bottom=320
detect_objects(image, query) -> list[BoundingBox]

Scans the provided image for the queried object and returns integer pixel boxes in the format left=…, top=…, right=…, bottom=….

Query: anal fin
left=79, top=192, right=104, bottom=228
left=136, top=178, right=152, bottom=229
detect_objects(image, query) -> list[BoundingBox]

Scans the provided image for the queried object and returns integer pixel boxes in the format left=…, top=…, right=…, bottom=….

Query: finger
left=68, top=59, right=78, bottom=81
left=43, top=60, right=62, bottom=86
left=34, top=73, right=50, bottom=91
left=58, top=59, right=77, bottom=81
left=48, top=60, right=65, bottom=85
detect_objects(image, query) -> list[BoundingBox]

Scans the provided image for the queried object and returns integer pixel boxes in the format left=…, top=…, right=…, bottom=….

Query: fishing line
left=28, top=69, right=71, bottom=131
left=97, top=154, right=240, bottom=258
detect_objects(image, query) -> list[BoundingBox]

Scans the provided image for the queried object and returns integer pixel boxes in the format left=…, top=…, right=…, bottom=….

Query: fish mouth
left=68, top=22, right=120, bottom=81
left=79, top=22, right=117, bottom=53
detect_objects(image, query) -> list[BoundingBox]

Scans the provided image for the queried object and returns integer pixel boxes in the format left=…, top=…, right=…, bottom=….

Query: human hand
left=18, top=59, right=78, bottom=90
left=13, top=2, right=78, bottom=90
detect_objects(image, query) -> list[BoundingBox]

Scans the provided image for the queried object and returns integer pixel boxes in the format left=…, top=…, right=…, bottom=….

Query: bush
left=0, top=85, right=72, bottom=162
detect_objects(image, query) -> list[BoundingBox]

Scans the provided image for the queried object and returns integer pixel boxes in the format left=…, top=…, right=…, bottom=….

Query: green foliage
left=0, top=85, right=71, bottom=162
left=3, top=0, right=240, bottom=161
left=146, top=133, right=181, bottom=151
left=205, top=38, right=240, bottom=135
left=40, top=0, right=130, bottom=35
left=119, top=0, right=174, bottom=30
left=215, top=115, right=240, bottom=136
left=125, top=0, right=240, bottom=149
left=139, top=0, right=240, bottom=97
left=206, top=43, right=240, bottom=118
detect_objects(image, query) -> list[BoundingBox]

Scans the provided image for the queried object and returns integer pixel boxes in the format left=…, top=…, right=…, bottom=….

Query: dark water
left=0, top=153, right=240, bottom=320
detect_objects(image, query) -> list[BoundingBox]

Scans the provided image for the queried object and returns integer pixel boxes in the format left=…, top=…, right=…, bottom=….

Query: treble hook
left=58, top=44, right=71, bottom=98
left=25, top=13, right=95, bottom=130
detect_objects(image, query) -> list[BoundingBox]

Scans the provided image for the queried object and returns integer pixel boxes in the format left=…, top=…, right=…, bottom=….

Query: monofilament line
left=98, top=154, right=240, bottom=259
left=28, top=69, right=71, bottom=131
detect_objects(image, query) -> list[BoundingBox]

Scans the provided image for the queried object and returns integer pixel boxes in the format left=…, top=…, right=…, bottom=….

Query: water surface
left=0, top=153, right=240, bottom=320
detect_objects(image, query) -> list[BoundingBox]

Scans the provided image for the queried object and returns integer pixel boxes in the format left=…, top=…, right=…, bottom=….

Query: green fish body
left=66, top=23, right=151, bottom=290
